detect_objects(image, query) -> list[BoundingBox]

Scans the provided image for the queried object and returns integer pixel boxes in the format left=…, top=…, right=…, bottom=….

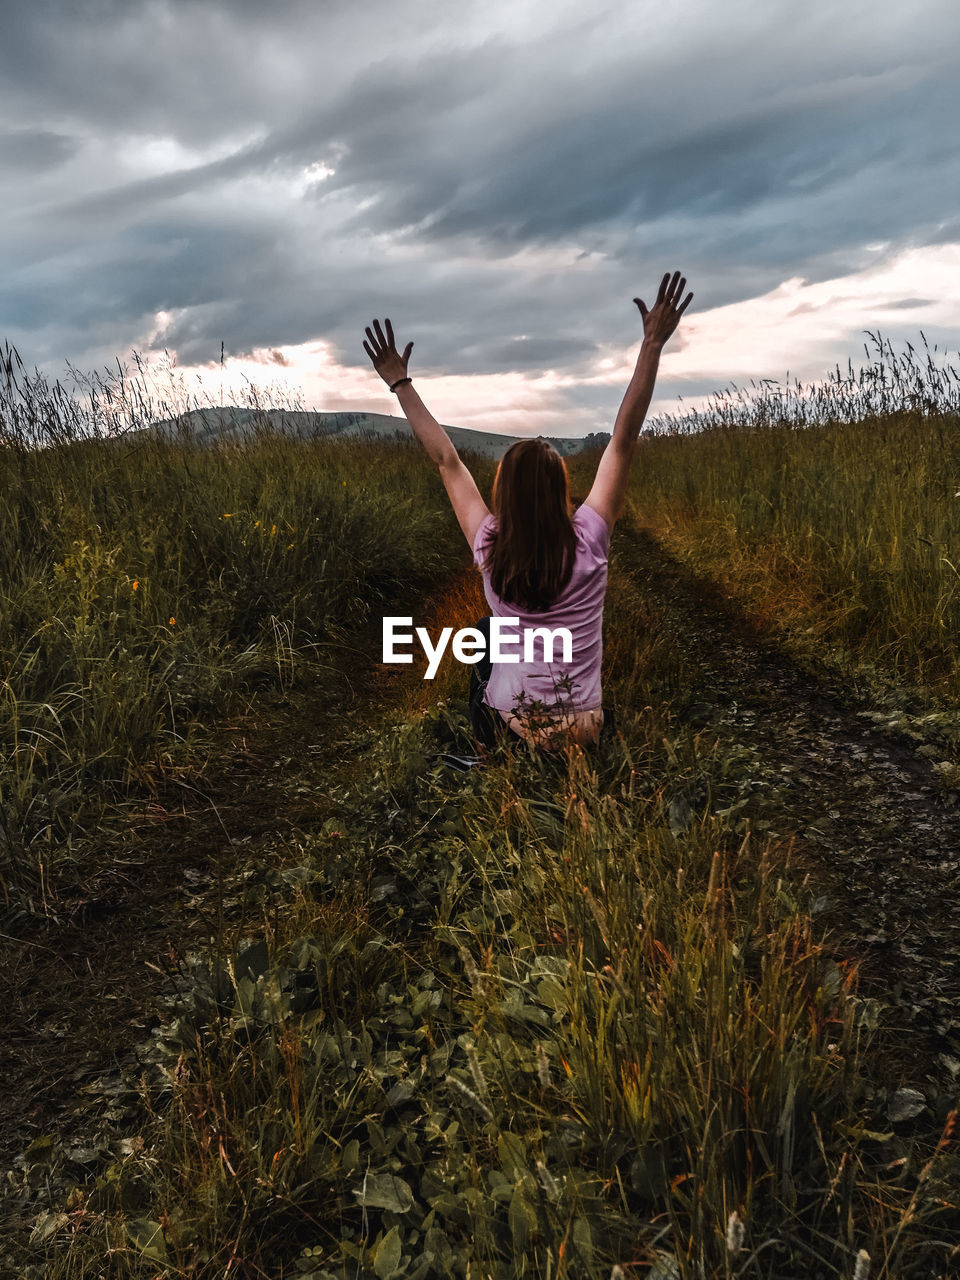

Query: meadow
left=625, top=331, right=960, bottom=711
left=2, top=335, right=958, bottom=1278
left=0, top=345, right=465, bottom=917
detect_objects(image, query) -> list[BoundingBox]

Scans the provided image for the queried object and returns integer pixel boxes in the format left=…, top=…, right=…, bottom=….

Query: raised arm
left=362, top=317, right=490, bottom=549
left=584, top=271, right=693, bottom=530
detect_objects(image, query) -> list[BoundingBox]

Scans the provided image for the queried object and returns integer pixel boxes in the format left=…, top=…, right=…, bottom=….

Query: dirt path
left=617, top=516, right=960, bottom=1092
left=0, top=575, right=470, bottom=1180
left=0, top=698, right=315, bottom=1175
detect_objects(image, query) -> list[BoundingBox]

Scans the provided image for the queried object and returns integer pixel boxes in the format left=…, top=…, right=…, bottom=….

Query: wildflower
left=271, top=524, right=277, bottom=536
left=852, top=1249, right=871, bottom=1280
left=610, top=1268, right=626, bottom=1280
left=169, top=617, right=176, bottom=626
left=222, top=513, right=233, bottom=519
left=132, top=580, right=139, bottom=591
left=726, top=1209, right=745, bottom=1254
left=254, top=520, right=261, bottom=528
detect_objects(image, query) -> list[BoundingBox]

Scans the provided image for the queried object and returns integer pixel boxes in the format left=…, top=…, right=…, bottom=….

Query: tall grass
left=0, top=346, right=464, bottom=917
left=619, top=332, right=960, bottom=704
left=649, top=331, right=960, bottom=433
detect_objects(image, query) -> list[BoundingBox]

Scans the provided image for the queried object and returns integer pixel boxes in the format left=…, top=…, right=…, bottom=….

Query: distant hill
left=143, top=407, right=609, bottom=460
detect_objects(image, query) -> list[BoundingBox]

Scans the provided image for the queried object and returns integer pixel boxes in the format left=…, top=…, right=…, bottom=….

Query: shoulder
left=573, top=501, right=611, bottom=557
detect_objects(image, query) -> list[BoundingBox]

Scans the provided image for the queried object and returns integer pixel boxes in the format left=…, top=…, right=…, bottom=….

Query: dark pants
left=467, top=615, right=615, bottom=752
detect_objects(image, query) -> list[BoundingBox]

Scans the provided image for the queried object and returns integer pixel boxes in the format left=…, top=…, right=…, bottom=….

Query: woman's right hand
left=362, top=317, right=414, bottom=387
left=633, top=271, right=693, bottom=347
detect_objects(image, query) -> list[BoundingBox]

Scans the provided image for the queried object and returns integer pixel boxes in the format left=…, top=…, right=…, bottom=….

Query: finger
left=364, top=325, right=381, bottom=353
left=656, top=273, right=669, bottom=305
left=385, top=317, right=395, bottom=348
left=671, top=276, right=686, bottom=306
left=363, top=340, right=376, bottom=360
left=403, top=341, right=414, bottom=362
left=634, top=297, right=648, bottom=317
left=677, top=291, right=694, bottom=315
left=667, top=270, right=681, bottom=303
left=373, top=318, right=387, bottom=347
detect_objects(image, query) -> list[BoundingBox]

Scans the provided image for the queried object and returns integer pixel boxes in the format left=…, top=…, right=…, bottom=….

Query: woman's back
left=473, top=501, right=611, bottom=718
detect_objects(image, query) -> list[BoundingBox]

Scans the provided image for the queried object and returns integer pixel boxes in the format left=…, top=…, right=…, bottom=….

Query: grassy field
left=619, top=332, right=960, bottom=713
left=0, top=350, right=467, bottom=918
left=2, top=337, right=959, bottom=1277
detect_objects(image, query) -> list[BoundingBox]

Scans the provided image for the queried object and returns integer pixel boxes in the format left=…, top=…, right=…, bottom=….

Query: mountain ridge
left=146, top=407, right=609, bottom=459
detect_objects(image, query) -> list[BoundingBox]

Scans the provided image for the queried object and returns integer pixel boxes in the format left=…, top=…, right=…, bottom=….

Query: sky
left=2, top=0, right=960, bottom=437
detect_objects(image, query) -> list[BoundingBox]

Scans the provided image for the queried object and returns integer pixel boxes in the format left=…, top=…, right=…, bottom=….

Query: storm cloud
left=1, top=0, right=959, bottom=431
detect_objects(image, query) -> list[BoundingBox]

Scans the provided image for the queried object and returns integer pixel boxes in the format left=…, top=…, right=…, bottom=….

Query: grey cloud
left=326, top=61, right=960, bottom=278
left=0, top=129, right=77, bottom=170
left=50, top=137, right=276, bottom=222
left=0, top=215, right=281, bottom=366
left=0, top=0, right=323, bottom=143
left=923, top=218, right=960, bottom=246
left=477, top=337, right=588, bottom=372
left=877, top=298, right=935, bottom=310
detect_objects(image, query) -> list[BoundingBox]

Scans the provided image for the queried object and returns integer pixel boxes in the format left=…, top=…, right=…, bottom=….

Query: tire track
left=615, top=518, right=960, bottom=1084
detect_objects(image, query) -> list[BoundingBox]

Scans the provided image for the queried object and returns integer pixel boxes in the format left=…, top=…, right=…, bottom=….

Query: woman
left=362, top=270, right=693, bottom=751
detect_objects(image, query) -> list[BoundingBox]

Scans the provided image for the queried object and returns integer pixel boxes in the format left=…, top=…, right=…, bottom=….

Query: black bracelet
left=389, top=376, right=413, bottom=393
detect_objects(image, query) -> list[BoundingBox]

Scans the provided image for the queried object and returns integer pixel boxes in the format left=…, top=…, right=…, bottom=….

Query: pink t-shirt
left=472, top=502, right=611, bottom=715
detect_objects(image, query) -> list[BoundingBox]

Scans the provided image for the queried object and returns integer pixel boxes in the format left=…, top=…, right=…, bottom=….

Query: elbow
left=610, top=433, right=637, bottom=460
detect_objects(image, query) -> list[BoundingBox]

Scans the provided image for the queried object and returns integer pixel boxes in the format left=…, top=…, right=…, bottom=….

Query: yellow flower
left=169, top=617, right=176, bottom=626
left=132, top=580, right=139, bottom=591
left=254, top=520, right=261, bottom=528
left=222, top=513, right=233, bottom=519
left=271, top=524, right=277, bottom=536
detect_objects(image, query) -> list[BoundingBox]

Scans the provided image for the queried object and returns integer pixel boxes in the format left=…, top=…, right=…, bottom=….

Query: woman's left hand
left=362, top=317, right=414, bottom=387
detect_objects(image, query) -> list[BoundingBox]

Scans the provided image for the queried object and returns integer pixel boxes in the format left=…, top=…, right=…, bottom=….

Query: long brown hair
left=477, top=438, right=577, bottom=611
